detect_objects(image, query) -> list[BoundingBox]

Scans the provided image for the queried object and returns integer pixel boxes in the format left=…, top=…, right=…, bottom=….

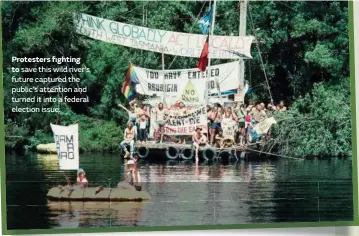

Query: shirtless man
left=277, top=101, right=287, bottom=111
left=152, top=103, right=167, bottom=143
left=120, top=121, right=136, bottom=159
left=192, top=127, right=206, bottom=162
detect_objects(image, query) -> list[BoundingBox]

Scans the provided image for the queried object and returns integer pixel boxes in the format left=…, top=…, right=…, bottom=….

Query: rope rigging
left=167, top=1, right=208, bottom=70
left=248, top=2, right=274, bottom=104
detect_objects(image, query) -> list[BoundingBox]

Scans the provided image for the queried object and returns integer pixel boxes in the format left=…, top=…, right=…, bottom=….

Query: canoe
left=46, top=186, right=151, bottom=202
left=36, top=143, right=57, bottom=154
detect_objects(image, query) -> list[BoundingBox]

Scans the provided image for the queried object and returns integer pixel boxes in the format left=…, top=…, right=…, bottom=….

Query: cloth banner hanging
left=73, top=13, right=254, bottom=59
left=50, top=124, right=80, bottom=170
left=253, top=117, right=277, bottom=135
left=149, top=106, right=207, bottom=137
left=133, top=61, right=241, bottom=104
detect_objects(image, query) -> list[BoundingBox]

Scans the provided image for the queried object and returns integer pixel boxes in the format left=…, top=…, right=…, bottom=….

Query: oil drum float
left=137, top=146, right=149, bottom=159
left=202, top=147, right=216, bottom=161
left=180, top=148, right=195, bottom=160
left=217, top=149, right=233, bottom=160
left=165, top=146, right=180, bottom=160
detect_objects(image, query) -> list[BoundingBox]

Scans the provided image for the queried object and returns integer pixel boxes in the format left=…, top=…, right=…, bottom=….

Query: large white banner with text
left=73, top=13, right=254, bottom=59
left=50, top=124, right=79, bottom=170
left=150, top=106, right=207, bottom=137
left=133, top=61, right=240, bottom=103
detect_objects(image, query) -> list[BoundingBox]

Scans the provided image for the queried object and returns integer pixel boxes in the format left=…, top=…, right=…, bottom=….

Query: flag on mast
left=121, top=64, right=139, bottom=101
left=197, top=35, right=209, bottom=72
left=198, top=7, right=213, bottom=34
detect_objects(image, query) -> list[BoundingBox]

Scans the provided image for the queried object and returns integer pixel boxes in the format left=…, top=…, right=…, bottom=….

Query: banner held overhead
left=73, top=13, right=254, bottom=59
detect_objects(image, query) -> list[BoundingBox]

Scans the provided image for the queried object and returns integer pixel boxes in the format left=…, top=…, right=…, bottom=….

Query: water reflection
left=5, top=153, right=354, bottom=229
left=48, top=201, right=148, bottom=228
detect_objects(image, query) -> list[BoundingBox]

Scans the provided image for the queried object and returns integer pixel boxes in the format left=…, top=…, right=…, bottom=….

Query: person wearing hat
left=76, top=168, right=88, bottom=188
left=192, top=127, right=207, bottom=162
left=117, top=160, right=142, bottom=191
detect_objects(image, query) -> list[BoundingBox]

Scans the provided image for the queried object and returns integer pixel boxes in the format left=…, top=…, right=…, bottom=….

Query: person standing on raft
left=117, top=160, right=142, bottom=191
left=120, top=121, right=136, bottom=159
left=152, top=103, right=168, bottom=144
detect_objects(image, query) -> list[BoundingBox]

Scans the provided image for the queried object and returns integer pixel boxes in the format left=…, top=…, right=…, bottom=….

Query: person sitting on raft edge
left=192, top=126, right=207, bottom=163
left=120, top=121, right=136, bottom=159
left=117, top=159, right=142, bottom=191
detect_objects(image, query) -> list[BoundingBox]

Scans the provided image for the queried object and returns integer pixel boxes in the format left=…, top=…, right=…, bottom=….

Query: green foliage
left=269, top=79, right=351, bottom=157
left=2, top=1, right=350, bottom=155
left=73, top=116, right=123, bottom=153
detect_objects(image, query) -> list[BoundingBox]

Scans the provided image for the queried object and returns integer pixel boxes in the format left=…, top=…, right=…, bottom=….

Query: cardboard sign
left=234, top=83, right=249, bottom=103
left=221, top=119, right=237, bottom=140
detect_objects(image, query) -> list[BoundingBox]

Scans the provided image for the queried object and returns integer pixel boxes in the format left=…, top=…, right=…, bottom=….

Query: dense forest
left=2, top=1, right=352, bottom=157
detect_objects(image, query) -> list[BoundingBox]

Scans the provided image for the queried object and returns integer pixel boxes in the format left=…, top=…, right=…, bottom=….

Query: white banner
left=254, top=117, right=277, bottom=135
left=50, top=124, right=80, bottom=170
left=150, top=106, right=207, bottom=136
left=133, top=61, right=240, bottom=104
left=73, top=13, right=254, bottom=59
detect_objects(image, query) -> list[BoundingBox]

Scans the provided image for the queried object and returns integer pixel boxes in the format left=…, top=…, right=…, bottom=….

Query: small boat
left=46, top=186, right=151, bottom=202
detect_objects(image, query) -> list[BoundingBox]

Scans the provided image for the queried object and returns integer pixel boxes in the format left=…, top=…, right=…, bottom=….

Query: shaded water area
left=5, top=152, right=353, bottom=229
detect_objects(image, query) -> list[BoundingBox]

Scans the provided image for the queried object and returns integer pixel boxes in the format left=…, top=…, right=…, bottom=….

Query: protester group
left=119, top=99, right=287, bottom=160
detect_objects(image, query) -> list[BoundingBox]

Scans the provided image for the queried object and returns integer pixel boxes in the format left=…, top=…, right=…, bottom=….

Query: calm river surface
left=5, top=152, right=353, bottom=229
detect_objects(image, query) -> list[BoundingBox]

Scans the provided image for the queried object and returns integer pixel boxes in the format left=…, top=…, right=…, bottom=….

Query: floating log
left=46, top=187, right=151, bottom=202
left=36, top=143, right=57, bottom=154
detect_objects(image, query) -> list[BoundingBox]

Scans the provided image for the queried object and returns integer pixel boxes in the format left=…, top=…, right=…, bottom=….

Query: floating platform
left=127, top=141, right=258, bottom=161
left=46, top=187, right=151, bottom=202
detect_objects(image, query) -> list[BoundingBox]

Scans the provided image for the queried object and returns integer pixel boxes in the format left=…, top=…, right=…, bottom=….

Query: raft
left=36, top=143, right=57, bottom=154
left=46, top=187, right=151, bottom=202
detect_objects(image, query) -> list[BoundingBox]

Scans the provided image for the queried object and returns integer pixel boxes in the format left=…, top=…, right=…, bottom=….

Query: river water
left=5, top=152, right=353, bottom=229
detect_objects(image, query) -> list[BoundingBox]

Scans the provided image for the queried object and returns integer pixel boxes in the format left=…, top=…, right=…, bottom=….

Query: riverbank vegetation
left=2, top=1, right=351, bottom=157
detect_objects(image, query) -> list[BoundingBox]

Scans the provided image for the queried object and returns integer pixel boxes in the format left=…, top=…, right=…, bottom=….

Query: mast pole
left=162, top=50, right=166, bottom=105
left=206, top=0, right=217, bottom=105
left=238, top=0, right=247, bottom=96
